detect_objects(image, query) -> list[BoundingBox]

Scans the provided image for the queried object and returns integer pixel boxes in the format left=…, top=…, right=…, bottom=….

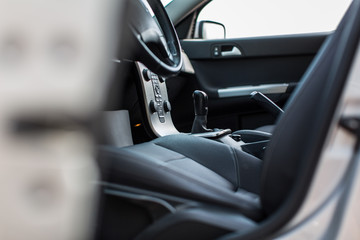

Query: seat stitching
left=163, top=156, right=188, bottom=163
left=229, top=146, right=241, bottom=189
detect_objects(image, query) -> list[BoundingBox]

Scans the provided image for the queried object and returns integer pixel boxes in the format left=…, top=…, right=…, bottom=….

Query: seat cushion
left=99, top=134, right=264, bottom=221
left=255, top=125, right=275, bottom=133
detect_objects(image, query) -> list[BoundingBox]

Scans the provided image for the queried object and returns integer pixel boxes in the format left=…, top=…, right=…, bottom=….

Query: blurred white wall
left=0, top=1, right=125, bottom=239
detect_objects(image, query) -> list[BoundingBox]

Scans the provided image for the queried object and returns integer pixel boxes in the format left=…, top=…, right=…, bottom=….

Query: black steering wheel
left=128, top=0, right=183, bottom=77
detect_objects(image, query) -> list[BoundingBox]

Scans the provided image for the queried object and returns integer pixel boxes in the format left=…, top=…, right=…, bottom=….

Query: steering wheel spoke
left=128, top=0, right=182, bottom=77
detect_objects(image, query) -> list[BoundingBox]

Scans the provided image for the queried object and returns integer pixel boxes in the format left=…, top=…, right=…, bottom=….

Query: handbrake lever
left=251, top=91, right=284, bottom=118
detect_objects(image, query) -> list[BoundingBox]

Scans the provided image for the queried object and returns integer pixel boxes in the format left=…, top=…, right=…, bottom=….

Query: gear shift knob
left=191, top=90, right=212, bottom=134
left=193, top=90, right=208, bottom=116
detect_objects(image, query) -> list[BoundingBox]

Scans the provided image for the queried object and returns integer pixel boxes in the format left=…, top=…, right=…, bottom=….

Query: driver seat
left=98, top=1, right=359, bottom=238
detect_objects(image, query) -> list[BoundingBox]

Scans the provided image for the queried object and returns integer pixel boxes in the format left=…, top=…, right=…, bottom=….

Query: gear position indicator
left=149, top=72, right=166, bottom=123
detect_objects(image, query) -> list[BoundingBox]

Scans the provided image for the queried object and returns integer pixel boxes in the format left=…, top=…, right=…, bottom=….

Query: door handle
left=213, top=44, right=242, bottom=57
left=221, top=46, right=242, bottom=56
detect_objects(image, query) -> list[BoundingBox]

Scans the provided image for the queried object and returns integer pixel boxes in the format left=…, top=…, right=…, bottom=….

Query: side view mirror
left=197, top=20, right=226, bottom=39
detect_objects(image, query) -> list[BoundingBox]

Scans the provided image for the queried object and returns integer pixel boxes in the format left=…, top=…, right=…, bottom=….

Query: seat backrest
left=260, top=0, right=360, bottom=216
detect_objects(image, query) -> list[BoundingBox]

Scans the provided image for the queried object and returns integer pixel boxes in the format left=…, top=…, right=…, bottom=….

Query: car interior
left=95, top=0, right=360, bottom=239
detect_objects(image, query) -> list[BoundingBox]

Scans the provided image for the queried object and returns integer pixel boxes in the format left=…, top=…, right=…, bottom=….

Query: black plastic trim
left=181, top=33, right=328, bottom=59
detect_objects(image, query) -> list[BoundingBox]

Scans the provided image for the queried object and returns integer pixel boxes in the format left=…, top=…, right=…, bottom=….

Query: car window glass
left=161, top=0, right=173, bottom=7
left=197, top=0, right=353, bottom=39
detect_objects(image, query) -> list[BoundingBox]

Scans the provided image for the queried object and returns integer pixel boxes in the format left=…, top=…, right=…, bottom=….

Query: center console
left=135, top=62, right=179, bottom=137
left=135, top=61, right=270, bottom=159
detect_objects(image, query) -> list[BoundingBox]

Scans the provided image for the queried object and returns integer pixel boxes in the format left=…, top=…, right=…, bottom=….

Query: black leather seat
left=255, top=124, right=275, bottom=134
left=100, top=134, right=264, bottom=220
left=98, top=1, right=360, bottom=238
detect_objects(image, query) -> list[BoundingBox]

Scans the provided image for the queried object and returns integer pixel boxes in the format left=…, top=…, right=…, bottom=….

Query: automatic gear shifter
left=191, top=90, right=213, bottom=134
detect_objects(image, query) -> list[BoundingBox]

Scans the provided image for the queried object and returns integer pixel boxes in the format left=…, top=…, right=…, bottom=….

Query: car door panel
left=171, top=33, right=327, bottom=131
left=181, top=33, right=326, bottom=97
